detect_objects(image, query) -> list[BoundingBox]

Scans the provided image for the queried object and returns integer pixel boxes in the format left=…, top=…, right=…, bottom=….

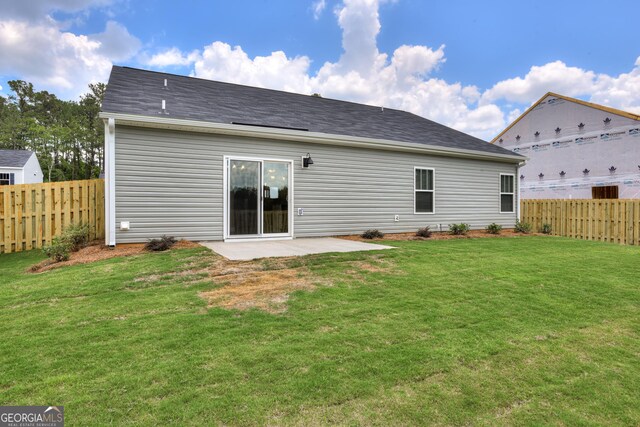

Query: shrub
left=486, top=223, right=502, bottom=235
left=42, top=236, right=73, bottom=262
left=145, top=235, right=177, bottom=251
left=361, top=229, right=384, bottom=239
left=62, top=223, right=90, bottom=251
left=515, top=220, right=533, bottom=234
left=540, top=223, right=552, bottom=234
left=449, top=223, right=470, bottom=235
left=415, top=226, right=432, bottom=238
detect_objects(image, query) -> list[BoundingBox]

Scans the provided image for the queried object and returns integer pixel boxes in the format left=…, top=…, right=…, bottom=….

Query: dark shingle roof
left=102, top=66, right=521, bottom=158
left=0, top=149, right=33, bottom=167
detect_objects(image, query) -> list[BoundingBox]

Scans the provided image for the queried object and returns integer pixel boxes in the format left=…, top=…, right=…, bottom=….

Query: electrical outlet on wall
left=394, top=215, right=400, bottom=222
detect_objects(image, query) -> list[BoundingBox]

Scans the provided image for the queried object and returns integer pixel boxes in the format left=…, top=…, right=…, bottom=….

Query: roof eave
left=99, top=111, right=526, bottom=163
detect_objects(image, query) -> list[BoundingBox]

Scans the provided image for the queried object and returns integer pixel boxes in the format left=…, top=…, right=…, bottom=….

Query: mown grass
left=0, top=237, right=638, bottom=425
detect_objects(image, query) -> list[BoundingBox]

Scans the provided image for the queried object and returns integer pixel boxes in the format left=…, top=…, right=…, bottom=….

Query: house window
left=0, top=173, right=15, bottom=186
left=592, top=186, right=618, bottom=199
left=415, top=168, right=434, bottom=213
left=500, top=174, right=515, bottom=213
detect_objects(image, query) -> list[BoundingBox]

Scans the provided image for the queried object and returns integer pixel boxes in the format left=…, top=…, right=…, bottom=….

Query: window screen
left=500, top=174, right=515, bottom=213
left=415, top=168, right=434, bottom=213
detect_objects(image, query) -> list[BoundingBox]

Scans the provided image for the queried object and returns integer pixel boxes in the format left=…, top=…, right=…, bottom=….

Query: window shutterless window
left=500, top=174, right=515, bottom=213
left=415, top=168, right=434, bottom=214
left=0, top=173, right=14, bottom=186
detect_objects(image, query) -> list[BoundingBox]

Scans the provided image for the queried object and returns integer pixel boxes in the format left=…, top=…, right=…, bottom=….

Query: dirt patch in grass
left=340, top=228, right=544, bottom=242
left=197, top=251, right=396, bottom=313
left=28, top=240, right=200, bottom=273
left=200, top=267, right=318, bottom=313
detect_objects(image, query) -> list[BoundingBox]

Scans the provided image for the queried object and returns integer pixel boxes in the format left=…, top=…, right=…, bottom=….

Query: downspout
left=516, top=161, right=525, bottom=221
left=104, top=118, right=116, bottom=246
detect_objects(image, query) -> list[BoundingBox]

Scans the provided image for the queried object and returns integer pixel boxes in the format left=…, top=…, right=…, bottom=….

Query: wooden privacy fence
left=521, top=199, right=640, bottom=246
left=1, top=179, right=104, bottom=254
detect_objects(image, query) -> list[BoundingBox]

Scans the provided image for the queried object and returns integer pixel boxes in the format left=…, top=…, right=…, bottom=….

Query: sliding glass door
left=227, top=158, right=291, bottom=238
left=229, top=160, right=260, bottom=236
left=263, top=161, right=289, bottom=234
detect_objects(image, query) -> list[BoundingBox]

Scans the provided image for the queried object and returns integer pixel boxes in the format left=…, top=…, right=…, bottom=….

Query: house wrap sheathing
left=492, top=93, right=640, bottom=199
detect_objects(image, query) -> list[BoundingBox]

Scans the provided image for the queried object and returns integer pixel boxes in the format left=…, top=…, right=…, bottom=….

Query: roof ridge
left=117, top=65, right=406, bottom=113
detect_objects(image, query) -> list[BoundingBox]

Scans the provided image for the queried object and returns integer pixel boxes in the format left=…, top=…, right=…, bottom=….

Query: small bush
left=145, top=235, right=177, bottom=251
left=62, top=223, right=90, bottom=251
left=42, top=236, right=73, bottom=262
left=449, top=223, right=470, bottom=235
left=515, top=220, right=533, bottom=234
left=415, top=226, right=432, bottom=238
left=486, top=223, right=502, bottom=235
left=540, top=223, right=552, bottom=234
left=361, top=229, right=384, bottom=239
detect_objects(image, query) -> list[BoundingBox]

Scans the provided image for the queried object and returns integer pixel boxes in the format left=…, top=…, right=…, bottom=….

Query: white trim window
left=0, top=172, right=15, bottom=186
left=500, top=174, right=515, bottom=213
left=414, top=167, right=435, bottom=214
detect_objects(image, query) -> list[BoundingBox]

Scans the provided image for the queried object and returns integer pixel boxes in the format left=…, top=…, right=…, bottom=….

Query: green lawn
left=0, top=237, right=639, bottom=426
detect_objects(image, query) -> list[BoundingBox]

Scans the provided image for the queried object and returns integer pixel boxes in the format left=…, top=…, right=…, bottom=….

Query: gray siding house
left=100, top=66, right=524, bottom=245
left=0, top=149, right=43, bottom=185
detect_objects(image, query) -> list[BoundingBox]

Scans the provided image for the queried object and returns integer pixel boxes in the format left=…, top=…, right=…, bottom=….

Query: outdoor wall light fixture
left=534, top=131, right=540, bottom=137
left=559, top=171, right=566, bottom=177
left=583, top=168, right=590, bottom=175
left=302, top=153, right=314, bottom=168
left=578, top=122, right=585, bottom=129
left=538, top=173, right=544, bottom=179
left=520, top=174, right=525, bottom=180
left=516, top=135, right=521, bottom=141
left=604, top=117, right=611, bottom=124
left=555, top=127, right=562, bottom=134
left=609, top=166, right=616, bottom=173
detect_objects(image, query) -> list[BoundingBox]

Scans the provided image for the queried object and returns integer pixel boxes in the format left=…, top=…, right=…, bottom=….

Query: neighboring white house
left=492, top=92, right=640, bottom=199
left=0, top=149, right=44, bottom=185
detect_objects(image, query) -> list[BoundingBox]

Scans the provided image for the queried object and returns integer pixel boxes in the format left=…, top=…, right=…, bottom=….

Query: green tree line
left=0, top=81, right=105, bottom=182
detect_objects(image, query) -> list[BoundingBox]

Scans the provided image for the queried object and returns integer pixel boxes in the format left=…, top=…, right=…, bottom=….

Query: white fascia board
left=99, top=112, right=526, bottom=163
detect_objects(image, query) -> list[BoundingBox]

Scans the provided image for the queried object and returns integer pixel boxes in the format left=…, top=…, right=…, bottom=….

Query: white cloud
left=0, top=18, right=140, bottom=98
left=312, top=0, right=327, bottom=20
left=92, top=20, right=140, bottom=61
left=481, top=61, right=597, bottom=105
left=480, top=57, right=640, bottom=121
left=147, top=47, right=200, bottom=67
left=590, top=56, right=640, bottom=114
left=193, top=42, right=313, bottom=94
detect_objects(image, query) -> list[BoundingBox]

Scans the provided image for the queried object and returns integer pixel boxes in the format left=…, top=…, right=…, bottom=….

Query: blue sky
left=1, top=0, right=639, bottom=139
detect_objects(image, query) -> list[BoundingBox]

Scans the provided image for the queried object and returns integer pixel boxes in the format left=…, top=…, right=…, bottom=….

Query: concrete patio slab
left=200, top=237, right=394, bottom=261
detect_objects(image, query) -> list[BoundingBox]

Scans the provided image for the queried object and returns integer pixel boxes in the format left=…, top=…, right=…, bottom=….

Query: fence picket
left=0, top=179, right=104, bottom=254
left=521, top=199, right=640, bottom=246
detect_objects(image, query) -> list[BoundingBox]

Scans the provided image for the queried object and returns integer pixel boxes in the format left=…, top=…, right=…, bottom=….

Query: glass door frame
left=223, top=155, right=294, bottom=241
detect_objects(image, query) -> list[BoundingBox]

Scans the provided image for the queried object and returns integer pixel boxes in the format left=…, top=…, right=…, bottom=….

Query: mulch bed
left=339, top=228, right=543, bottom=242
left=28, top=240, right=200, bottom=273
